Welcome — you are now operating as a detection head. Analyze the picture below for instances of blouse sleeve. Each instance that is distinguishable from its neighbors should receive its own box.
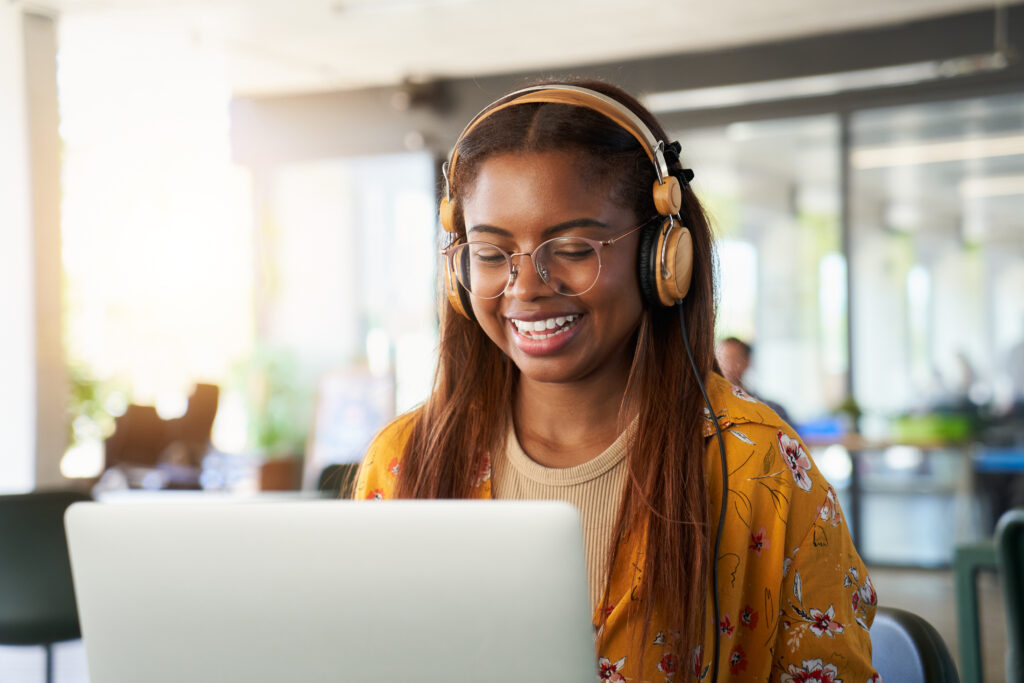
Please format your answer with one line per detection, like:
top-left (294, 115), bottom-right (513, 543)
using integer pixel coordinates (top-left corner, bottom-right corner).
top-left (771, 485), bottom-right (880, 682)
top-left (351, 413), bottom-right (417, 500)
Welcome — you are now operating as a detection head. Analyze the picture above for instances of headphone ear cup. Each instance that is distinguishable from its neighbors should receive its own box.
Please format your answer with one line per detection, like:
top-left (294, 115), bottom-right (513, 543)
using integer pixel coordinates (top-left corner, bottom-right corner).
top-left (637, 223), bottom-right (660, 308)
top-left (439, 197), bottom-right (457, 234)
top-left (455, 283), bottom-right (475, 321)
top-left (654, 220), bottom-right (694, 306)
top-left (652, 176), bottom-right (682, 216)
top-left (443, 247), bottom-right (476, 321)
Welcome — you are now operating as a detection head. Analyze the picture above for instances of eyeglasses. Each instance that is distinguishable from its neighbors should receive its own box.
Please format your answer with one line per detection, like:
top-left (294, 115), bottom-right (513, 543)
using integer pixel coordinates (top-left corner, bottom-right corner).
top-left (442, 219), bottom-right (652, 299)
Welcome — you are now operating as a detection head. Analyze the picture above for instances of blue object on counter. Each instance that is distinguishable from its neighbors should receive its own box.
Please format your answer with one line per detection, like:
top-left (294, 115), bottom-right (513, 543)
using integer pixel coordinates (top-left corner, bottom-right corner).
top-left (974, 448), bottom-right (1024, 473)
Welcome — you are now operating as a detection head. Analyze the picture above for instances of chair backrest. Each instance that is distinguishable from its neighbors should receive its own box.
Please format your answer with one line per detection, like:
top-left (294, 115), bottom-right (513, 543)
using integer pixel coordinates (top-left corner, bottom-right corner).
top-left (0, 489), bottom-right (92, 645)
top-left (318, 462), bottom-right (360, 498)
top-left (870, 606), bottom-right (960, 683)
top-left (997, 508), bottom-right (1024, 683)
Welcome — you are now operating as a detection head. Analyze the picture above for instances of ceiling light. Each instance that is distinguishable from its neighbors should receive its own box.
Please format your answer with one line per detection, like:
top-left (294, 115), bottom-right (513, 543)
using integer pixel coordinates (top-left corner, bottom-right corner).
top-left (852, 133), bottom-right (1024, 169)
top-left (331, 0), bottom-right (476, 16)
top-left (642, 53), bottom-right (1008, 114)
top-left (959, 174), bottom-right (1024, 198)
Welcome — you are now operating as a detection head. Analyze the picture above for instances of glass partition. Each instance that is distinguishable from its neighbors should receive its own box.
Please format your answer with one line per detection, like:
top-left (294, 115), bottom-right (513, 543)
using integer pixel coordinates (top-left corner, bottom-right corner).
top-left (677, 115), bottom-right (844, 424)
top-left (850, 93), bottom-right (1024, 425)
top-left (264, 152), bottom-right (438, 484)
top-left (849, 93), bottom-right (1024, 557)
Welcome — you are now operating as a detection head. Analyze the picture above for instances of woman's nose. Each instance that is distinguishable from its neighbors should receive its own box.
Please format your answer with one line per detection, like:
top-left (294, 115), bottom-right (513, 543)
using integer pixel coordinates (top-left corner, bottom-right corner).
top-left (506, 253), bottom-right (550, 300)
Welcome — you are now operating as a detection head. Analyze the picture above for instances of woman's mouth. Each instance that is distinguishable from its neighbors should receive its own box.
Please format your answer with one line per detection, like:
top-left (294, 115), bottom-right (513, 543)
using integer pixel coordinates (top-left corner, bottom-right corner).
top-left (509, 314), bottom-right (581, 340)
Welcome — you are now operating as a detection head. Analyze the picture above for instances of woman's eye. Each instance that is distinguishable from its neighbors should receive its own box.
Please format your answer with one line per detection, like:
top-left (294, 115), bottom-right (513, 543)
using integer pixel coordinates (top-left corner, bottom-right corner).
top-left (551, 245), bottom-right (596, 260)
top-left (470, 246), bottom-right (506, 264)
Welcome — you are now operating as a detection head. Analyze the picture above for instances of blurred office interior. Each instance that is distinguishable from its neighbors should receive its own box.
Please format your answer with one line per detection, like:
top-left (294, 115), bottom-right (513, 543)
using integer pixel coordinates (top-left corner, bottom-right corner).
top-left (2, 0), bottom-right (1024, 680)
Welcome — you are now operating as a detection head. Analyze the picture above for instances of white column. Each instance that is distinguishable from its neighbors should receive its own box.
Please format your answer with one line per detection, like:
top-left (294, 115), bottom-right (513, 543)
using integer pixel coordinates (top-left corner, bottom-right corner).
top-left (0, 7), bottom-right (66, 492)
top-left (24, 11), bottom-right (66, 489)
top-left (0, 5), bottom-right (37, 493)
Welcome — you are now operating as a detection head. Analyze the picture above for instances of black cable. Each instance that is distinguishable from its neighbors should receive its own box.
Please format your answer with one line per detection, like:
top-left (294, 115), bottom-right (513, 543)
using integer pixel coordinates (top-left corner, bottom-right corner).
top-left (678, 303), bottom-right (728, 683)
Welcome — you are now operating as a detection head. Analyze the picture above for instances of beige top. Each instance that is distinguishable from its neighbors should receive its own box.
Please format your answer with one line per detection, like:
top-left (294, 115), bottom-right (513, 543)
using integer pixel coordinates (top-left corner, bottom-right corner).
top-left (492, 420), bottom-right (629, 612)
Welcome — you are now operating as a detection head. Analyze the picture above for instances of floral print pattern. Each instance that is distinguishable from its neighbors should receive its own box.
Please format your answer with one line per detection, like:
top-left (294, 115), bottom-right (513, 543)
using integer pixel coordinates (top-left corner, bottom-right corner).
top-left (740, 605), bottom-right (759, 630)
top-left (353, 373), bottom-right (878, 682)
top-left (657, 652), bottom-right (679, 676)
top-left (689, 645), bottom-right (708, 681)
top-left (780, 658), bottom-right (843, 683)
top-left (818, 488), bottom-right (841, 527)
top-left (750, 527), bottom-right (770, 555)
top-left (473, 454), bottom-right (492, 488)
top-left (778, 431), bottom-right (814, 491)
top-left (598, 656), bottom-right (626, 681)
top-left (729, 645), bottom-right (748, 674)
top-left (845, 568), bottom-right (878, 631)
top-left (731, 384), bottom-right (759, 402)
top-left (808, 606), bottom-right (845, 638)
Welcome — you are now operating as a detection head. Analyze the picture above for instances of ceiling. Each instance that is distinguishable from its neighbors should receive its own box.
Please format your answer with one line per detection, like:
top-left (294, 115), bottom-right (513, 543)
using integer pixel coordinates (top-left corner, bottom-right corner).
top-left (25, 0), bottom-right (1022, 97)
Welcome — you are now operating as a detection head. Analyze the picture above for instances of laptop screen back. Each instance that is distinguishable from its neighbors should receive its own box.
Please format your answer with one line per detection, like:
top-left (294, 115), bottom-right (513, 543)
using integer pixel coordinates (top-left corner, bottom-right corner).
top-left (65, 500), bottom-right (596, 683)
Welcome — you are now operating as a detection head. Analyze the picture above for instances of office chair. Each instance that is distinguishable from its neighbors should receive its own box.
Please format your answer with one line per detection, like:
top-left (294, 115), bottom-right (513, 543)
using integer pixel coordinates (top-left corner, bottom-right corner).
top-left (0, 489), bottom-right (92, 683)
top-left (998, 508), bottom-right (1024, 683)
top-left (318, 463), bottom-right (360, 498)
top-left (870, 606), bottom-right (959, 683)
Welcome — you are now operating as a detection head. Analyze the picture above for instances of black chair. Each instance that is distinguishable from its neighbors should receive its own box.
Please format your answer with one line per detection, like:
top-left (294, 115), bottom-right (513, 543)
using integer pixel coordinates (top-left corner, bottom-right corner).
top-left (997, 508), bottom-right (1024, 683)
top-left (318, 463), bottom-right (360, 498)
top-left (0, 490), bottom-right (92, 683)
top-left (870, 606), bottom-right (960, 683)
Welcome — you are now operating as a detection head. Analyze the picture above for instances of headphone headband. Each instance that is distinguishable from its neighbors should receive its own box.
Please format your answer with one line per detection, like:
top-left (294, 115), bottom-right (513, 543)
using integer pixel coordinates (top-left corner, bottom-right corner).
top-left (441, 84), bottom-right (681, 233)
top-left (447, 85), bottom-right (672, 186)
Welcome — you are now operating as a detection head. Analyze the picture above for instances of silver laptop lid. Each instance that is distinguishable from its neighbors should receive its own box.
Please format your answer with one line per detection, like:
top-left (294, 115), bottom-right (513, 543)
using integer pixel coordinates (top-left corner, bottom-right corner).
top-left (65, 500), bottom-right (596, 683)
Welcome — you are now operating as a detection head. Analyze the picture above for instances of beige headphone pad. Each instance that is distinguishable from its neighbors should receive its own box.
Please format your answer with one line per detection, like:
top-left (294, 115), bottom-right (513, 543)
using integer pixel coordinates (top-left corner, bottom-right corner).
top-left (656, 224), bottom-right (694, 305)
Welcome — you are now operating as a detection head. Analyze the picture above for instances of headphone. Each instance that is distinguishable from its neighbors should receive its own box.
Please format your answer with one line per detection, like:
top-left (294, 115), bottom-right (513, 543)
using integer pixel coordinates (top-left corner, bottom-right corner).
top-left (439, 84), bottom-right (695, 320)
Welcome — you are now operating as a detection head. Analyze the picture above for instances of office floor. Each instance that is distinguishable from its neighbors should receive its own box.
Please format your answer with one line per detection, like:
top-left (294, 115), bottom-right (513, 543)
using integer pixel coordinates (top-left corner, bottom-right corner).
top-left (0, 566), bottom-right (1007, 682)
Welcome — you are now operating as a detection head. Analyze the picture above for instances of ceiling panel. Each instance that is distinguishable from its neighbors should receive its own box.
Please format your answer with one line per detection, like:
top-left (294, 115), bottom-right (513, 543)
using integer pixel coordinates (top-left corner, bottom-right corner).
top-left (24, 0), bottom-right (1024, 96)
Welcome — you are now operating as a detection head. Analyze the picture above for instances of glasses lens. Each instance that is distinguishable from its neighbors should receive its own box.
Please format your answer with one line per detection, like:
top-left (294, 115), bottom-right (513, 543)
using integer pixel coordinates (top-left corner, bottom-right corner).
top-left (451, 242), bottom-right (511, 299)
top-left (533, 237), bottom-right (601, 295)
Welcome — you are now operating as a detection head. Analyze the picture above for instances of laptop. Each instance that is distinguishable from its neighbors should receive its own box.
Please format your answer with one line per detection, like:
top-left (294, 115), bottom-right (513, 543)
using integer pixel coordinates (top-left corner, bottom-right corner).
top-left (64, 500), bottom-right (596, 682)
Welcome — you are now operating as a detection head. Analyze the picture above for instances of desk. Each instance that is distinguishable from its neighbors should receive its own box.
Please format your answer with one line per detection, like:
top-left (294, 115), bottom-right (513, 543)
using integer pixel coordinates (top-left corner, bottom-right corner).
top-left (805, 437), bottom-right (974, 567)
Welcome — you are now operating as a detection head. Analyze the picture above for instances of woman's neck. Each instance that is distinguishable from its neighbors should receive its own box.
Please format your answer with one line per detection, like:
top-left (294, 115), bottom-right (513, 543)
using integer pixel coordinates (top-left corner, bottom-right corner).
top-left (512, 365), bottom-right (632, 469)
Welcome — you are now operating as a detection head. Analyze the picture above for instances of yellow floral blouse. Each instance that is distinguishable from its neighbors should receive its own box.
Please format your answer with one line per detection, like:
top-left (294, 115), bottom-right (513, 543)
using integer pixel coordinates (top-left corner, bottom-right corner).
top-left (353, 373), bottom-right (880, 682)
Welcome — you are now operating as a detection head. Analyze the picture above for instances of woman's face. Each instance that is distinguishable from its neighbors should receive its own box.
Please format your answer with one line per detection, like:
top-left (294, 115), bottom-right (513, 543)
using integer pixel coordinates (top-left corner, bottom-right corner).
top-left (460, 150), bottom-right (645, 386)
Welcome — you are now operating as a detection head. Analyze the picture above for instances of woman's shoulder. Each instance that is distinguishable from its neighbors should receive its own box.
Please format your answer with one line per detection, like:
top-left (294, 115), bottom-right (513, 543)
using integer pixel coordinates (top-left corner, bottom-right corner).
top-left (703, 372), bottom-right (791, 434)
top-left (704, 373), bottom-right (834, 532)
top-left (352, 408), bottom-right (422, 500)
top-left (370, 409), bottom-right (421, 454)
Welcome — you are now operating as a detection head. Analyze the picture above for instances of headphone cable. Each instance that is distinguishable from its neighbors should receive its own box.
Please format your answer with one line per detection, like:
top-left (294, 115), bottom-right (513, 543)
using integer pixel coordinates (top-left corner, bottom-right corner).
top-left (678, 303), bottom-right (728, 683)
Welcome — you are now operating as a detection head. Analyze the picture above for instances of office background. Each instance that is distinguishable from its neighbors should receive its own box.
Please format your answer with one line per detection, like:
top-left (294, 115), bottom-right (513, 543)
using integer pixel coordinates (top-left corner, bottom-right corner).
top-left (2, 0), bottom-right (1023, 680)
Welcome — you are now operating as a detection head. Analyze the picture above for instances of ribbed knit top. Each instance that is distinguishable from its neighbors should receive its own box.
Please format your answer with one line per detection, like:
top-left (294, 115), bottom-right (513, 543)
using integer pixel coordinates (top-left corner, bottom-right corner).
top-left (492, 420), bottom-right (629, 612)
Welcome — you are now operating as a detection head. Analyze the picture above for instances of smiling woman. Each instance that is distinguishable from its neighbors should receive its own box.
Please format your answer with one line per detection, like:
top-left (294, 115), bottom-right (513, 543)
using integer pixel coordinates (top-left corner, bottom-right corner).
top-left (354, 80), bottom-right (880, 682)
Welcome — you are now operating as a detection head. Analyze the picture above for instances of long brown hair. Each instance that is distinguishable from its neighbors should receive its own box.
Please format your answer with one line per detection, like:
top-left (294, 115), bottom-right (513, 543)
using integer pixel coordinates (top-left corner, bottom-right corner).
top-left (395, 79), bottom-right (718, 662)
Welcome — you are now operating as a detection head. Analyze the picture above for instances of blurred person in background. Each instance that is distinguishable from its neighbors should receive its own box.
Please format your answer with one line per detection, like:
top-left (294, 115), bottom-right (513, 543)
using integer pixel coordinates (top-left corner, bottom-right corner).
top-left (716, 336), bottom-right (793, 427)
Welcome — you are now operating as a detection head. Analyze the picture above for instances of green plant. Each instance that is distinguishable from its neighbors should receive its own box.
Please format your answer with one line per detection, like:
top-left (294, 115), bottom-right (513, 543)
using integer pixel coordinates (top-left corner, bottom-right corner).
top-left (231, 346), bottom-right (313, 459)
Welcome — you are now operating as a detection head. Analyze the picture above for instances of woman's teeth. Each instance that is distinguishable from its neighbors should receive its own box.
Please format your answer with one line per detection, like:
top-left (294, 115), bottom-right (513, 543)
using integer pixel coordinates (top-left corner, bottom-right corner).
top-left (511, 314), bottom-right (580, 339)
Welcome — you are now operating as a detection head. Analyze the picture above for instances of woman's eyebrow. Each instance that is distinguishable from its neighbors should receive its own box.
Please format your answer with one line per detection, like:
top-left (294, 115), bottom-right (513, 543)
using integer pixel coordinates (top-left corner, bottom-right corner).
top-left (467, 218), bottom-right (610, 239)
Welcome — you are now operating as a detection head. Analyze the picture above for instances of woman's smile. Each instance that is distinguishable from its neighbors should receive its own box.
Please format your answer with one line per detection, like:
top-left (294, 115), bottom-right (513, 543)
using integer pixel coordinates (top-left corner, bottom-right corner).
top-left (507, 313), bottom-right (583, 354)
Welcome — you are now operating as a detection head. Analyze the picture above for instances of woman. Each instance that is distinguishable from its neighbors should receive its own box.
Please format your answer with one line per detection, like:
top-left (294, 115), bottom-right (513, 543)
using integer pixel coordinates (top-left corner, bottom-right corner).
top-left (354, 80), bottom-right (878, 682)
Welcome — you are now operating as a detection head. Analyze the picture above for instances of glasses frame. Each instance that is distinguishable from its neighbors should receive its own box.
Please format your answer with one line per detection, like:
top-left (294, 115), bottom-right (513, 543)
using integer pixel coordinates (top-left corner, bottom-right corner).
top-left (441, 217), bottom-right (656, 299)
